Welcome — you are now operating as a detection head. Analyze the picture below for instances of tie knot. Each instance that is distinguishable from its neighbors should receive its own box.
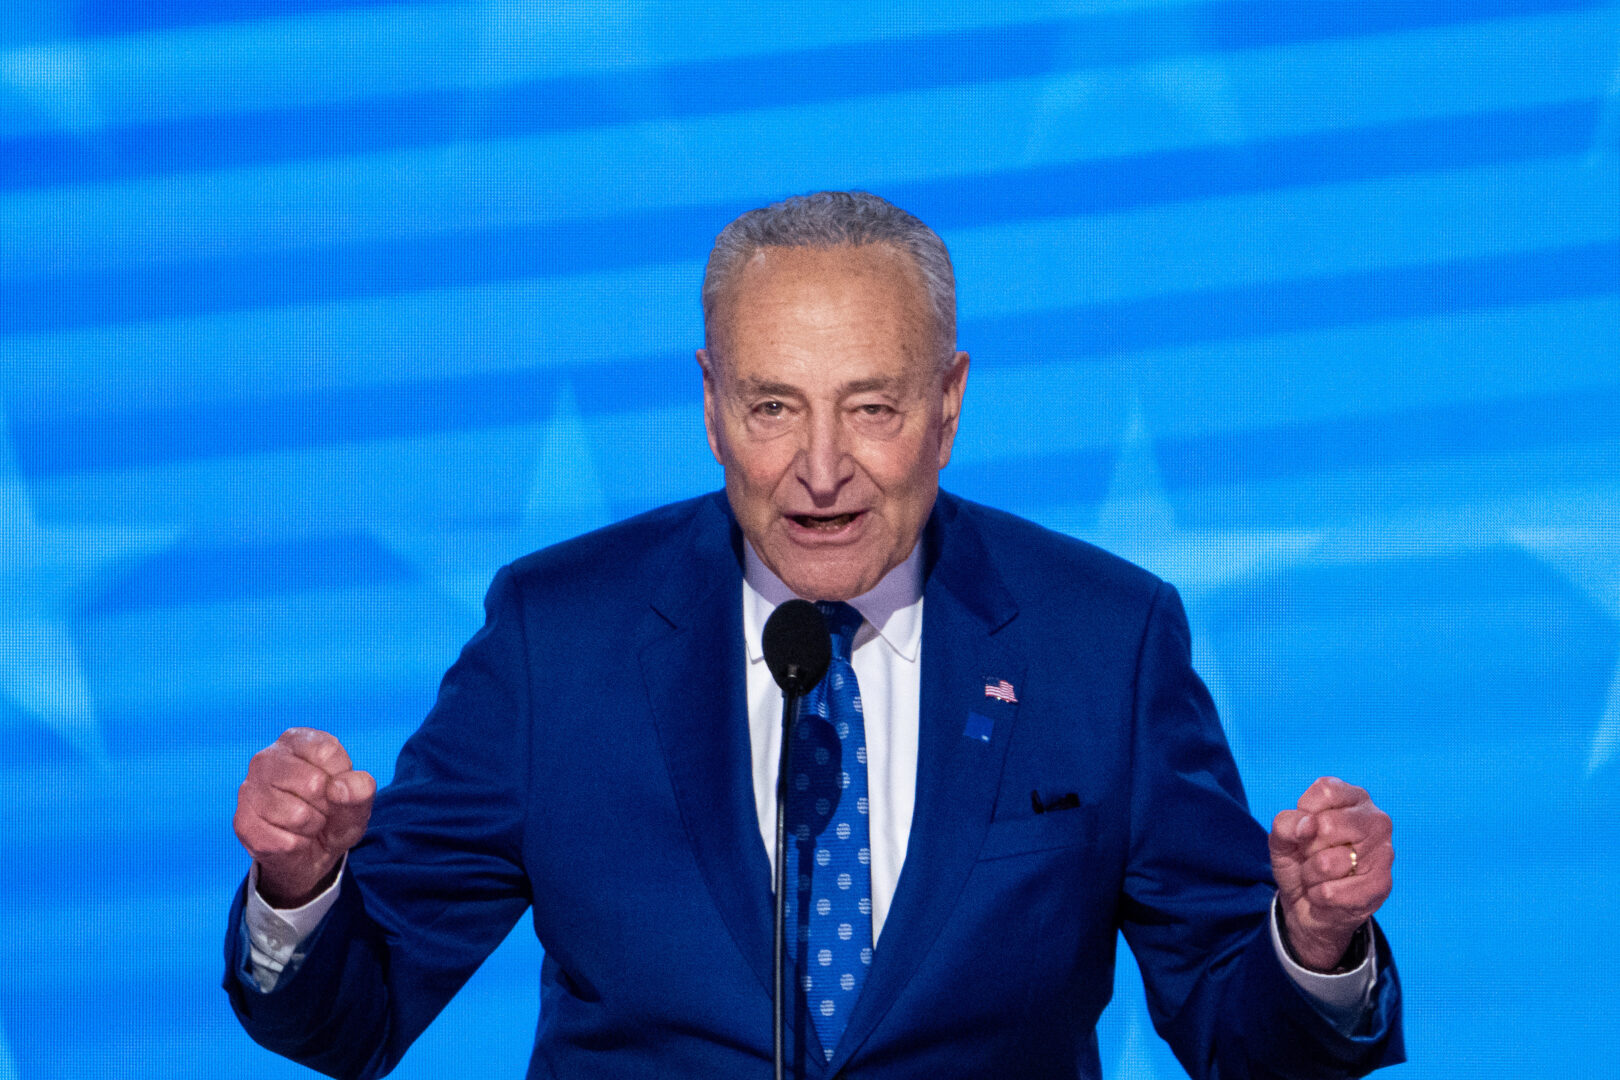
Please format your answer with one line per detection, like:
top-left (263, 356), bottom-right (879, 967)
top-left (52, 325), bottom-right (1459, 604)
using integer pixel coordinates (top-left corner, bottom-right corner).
top-left (815, 601), bottom-right (862, 661)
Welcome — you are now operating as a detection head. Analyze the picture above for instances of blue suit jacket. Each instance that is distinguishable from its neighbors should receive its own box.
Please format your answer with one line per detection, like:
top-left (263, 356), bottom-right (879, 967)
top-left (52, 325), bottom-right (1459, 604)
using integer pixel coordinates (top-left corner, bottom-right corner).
top-left (225, 491), bottom-right (1403, 1078)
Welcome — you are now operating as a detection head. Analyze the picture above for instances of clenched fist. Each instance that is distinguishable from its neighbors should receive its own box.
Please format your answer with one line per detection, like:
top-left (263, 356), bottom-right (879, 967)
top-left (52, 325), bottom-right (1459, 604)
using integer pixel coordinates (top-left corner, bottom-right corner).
top-left (1269, 776), bottom-right (1393, 972)
top-left (233, 727), bottom-right (376, 909)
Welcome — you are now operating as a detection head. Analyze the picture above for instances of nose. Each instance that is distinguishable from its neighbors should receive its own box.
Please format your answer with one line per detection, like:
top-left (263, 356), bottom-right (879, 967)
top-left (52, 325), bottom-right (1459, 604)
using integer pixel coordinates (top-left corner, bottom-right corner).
top-left (798, 409), bottom-right (852, 504)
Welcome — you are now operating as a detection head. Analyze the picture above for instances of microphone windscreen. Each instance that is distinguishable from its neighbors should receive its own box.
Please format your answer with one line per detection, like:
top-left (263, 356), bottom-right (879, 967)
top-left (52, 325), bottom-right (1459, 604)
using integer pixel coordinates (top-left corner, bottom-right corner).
top-left (762, 599), bottom-right (831, 697)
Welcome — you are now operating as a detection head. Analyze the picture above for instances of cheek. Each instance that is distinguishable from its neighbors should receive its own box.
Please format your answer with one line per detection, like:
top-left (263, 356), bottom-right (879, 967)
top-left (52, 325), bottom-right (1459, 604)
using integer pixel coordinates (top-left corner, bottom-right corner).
top-left (864, 430), bottom-right (939, 489)
top-left (860, 436), bottom-right (942, 527)
top-left (726, 437), bottom-right (797, 495)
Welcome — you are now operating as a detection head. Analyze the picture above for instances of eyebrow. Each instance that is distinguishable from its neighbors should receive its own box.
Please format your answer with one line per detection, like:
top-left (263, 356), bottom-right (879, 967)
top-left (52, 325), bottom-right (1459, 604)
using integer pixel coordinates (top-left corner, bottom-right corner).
top-left (734, 377), bottom-right (800, 398)
top-left (733, 375), bottom-right (903, 397)
top-left (841, 377), bottom-right (901, 394)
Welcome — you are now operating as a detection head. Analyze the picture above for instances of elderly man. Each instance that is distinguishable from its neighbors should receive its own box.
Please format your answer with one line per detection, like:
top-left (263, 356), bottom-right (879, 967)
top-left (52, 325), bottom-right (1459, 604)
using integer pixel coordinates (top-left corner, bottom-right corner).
top-left (226, 192), bottom-right (1403, 1079)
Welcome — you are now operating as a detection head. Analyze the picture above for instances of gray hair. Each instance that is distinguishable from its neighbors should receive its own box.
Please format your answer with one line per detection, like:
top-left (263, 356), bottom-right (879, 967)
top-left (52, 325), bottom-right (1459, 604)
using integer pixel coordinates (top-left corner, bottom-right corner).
top-left (701, 191), bottom-right (957, 368)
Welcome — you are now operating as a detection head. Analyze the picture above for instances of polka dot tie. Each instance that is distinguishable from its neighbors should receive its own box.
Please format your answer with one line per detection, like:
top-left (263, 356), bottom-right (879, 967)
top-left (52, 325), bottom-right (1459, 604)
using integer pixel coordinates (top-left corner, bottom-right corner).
top-left (783, 600), bottom-right (873, 1061)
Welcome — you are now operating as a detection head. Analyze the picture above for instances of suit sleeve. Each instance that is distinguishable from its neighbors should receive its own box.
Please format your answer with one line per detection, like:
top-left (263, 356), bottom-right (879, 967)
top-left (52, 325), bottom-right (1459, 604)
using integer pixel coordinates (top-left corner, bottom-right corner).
top-left (1118, 582), bottom-right (1404, 1079)
top-left (223, 565), bottom-right (536, 1080)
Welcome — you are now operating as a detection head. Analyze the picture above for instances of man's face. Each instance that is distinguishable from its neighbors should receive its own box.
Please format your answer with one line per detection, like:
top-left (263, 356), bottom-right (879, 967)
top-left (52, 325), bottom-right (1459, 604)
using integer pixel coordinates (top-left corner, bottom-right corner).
top-left (700, 244), bottom-right (968, 601)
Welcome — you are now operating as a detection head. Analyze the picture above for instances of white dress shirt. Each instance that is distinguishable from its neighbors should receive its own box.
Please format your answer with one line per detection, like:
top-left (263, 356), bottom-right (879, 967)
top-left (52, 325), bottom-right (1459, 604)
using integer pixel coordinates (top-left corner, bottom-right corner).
top-left (742, 540), bottom-right (924, 943)
top-left (249, 540), bottom-right (1376, 1026)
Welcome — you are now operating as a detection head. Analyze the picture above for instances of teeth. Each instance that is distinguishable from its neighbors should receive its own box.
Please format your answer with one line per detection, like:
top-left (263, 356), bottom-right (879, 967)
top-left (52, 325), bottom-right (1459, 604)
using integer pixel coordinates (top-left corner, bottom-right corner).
top-left (796, 513), bottom-right (856, 529)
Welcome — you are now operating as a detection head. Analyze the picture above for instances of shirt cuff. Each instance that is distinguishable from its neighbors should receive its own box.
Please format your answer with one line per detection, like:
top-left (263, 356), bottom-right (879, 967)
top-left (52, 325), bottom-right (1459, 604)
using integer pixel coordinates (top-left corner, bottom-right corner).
top-left (1268, 894), bottom-right (1377, 1033)
top-left (242, 859), bottom-right (344, 992)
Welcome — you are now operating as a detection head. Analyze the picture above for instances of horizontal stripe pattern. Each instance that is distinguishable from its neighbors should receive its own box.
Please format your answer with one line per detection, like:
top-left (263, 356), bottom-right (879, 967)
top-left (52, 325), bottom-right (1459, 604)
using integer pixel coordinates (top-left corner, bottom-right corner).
top-left (3, 1), bottom-right (1603, 189)
top-left (1, 4), bottom-right (1617, 1080)
top-left (5, 9), bottom-right (1611, 279)
top-left (2, 100), bottom-right (1607, 336)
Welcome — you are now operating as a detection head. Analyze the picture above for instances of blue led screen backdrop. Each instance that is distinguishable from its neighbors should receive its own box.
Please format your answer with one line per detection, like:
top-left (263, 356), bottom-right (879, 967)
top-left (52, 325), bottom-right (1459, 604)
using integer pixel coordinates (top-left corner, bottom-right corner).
top-left (1, 1), bottom-right (1617, 1077)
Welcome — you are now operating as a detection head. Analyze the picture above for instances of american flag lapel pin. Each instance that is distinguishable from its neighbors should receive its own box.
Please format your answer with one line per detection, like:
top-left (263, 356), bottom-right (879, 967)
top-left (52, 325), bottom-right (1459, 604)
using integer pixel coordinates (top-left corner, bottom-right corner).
top-left (983, 679), bottom-right (1018, 704)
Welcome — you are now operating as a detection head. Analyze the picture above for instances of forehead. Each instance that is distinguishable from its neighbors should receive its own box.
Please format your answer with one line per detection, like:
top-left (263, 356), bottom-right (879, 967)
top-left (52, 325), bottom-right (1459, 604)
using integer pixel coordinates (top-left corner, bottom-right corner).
top-left (712, 244), bottom-right (938, 376)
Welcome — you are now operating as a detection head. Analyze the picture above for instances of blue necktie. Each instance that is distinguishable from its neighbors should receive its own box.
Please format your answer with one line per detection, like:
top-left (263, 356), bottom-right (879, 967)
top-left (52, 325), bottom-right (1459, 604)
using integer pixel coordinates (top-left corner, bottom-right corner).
top-left (784, 600), bottom-right (873, 1061)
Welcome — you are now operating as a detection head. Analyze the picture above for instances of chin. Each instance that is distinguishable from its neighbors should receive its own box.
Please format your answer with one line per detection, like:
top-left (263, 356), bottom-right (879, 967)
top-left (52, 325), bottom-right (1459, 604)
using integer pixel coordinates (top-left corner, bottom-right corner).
top-left (779, 563), bottom-right (879, 603)
top-left (756, 524), bottom-right (896, 600)
top-left (779, 575), bottom-right (851, 603)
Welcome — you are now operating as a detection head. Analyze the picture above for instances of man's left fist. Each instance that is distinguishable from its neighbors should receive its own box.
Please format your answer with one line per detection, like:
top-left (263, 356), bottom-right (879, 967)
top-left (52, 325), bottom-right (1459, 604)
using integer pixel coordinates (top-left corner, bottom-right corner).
top-left (1268, 776), bottom-right (1393, 972)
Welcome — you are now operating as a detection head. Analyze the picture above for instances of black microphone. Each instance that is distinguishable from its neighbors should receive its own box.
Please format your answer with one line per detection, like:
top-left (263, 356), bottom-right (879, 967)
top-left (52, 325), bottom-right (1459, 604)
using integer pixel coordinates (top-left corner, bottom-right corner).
top-left (760, 599), bottom-right (830, 1080)
top-left (763, 599), bottom-right (831, 697)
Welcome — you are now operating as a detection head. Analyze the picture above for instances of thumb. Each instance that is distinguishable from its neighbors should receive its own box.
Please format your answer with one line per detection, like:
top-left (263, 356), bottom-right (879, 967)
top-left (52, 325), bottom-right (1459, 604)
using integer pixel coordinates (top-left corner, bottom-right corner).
top-left (323, 770), bottom-right (376, 849)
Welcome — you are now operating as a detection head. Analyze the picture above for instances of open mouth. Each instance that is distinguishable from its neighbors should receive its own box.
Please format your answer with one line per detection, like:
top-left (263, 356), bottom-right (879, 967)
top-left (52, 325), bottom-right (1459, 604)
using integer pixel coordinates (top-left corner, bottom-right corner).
top-left (790, 512), bottom-right (861, 531)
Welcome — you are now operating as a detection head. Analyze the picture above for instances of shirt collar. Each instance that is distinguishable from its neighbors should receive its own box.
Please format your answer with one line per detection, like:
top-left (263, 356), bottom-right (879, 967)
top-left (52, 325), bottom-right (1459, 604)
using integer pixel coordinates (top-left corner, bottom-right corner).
top-left (742, 541), bottom-right (924, 665)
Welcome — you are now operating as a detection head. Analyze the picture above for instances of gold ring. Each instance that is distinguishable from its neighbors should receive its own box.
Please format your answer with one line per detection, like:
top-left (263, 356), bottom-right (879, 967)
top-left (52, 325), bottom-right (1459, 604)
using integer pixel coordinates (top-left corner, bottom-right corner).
top-left (1348, 848), bottom-right (1359, 875)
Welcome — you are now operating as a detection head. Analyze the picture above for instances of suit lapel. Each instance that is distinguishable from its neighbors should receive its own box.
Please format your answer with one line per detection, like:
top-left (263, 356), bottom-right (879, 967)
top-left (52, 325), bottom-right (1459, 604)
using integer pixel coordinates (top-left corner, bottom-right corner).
top-left (639, 496), bottom-right (780, 1002)
top-left (829, 495), bottom-right (1023, 1073)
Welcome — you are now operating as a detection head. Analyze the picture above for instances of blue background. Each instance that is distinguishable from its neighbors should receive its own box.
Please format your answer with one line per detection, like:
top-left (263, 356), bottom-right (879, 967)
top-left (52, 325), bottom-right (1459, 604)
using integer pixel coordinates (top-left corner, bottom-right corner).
top-left (2, 1), bottom-right (1617, 1076)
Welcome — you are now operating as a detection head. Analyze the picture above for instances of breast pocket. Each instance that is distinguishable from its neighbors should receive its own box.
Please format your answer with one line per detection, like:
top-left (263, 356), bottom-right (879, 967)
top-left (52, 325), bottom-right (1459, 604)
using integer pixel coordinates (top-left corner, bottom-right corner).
top-left (977, 803), bottom-right (1097, 861)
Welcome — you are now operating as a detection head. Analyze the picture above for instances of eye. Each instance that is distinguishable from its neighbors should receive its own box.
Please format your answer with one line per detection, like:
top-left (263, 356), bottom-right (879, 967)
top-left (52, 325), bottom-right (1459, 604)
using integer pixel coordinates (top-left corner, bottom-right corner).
top-left (857, 403), bottom-right (895, 417)
top-left (753, 400), bottom-right (785, 418)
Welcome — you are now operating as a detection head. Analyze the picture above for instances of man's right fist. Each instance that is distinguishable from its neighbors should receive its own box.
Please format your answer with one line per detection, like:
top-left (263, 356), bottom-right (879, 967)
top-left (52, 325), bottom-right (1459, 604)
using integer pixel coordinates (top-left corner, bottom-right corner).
top-left (233, 727), bottom-right (376, 909)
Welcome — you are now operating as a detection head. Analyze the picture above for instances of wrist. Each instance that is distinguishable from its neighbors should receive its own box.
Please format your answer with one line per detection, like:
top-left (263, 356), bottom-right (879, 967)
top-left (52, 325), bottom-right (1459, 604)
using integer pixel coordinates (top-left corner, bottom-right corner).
top-left (1275, 898), bottom-right (1370, 974)
top-left (255, 858), bottom-right (342, 910)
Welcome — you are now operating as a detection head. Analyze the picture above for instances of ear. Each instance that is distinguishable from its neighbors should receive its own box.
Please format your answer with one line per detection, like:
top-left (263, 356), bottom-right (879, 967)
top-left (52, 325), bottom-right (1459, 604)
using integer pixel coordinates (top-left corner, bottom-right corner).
top-left (697, 349), bottom-right (725, 465)
top-left (936, 351), bottom-right (969, 469)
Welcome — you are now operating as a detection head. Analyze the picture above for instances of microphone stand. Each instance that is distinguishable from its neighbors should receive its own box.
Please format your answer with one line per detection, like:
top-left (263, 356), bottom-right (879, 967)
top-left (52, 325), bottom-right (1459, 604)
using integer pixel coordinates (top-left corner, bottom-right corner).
top-left (760, 599), bottom-right (829, 1080)
top-left (774, 687), bottom-right (802, 1080)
